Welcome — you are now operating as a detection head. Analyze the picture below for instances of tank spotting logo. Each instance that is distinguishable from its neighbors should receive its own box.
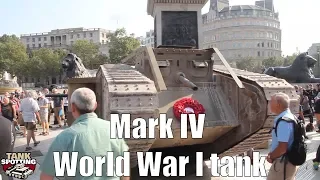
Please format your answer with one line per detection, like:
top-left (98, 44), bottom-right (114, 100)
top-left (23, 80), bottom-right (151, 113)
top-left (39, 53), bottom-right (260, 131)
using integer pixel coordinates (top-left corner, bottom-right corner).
top-left (1, 152), bottom-right (37, 179)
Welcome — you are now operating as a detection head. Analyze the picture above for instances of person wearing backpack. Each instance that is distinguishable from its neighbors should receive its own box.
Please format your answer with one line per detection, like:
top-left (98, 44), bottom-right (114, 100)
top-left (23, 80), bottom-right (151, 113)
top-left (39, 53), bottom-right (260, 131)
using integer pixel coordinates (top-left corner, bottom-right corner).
top-left (266, 92), bottom-right (307, 180)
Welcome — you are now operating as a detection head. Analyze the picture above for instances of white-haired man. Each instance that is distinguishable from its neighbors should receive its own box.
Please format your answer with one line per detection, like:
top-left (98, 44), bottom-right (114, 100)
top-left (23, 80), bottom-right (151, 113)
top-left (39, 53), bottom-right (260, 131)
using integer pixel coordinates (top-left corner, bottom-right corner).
top-left (267, 92), bottom-right (297, 180)
top-left (19, 90), bottom-right (40, 151)
top-left (40, 87), bottom-right (130, 180)
top-left (38, 92), bottom-right (50, 135)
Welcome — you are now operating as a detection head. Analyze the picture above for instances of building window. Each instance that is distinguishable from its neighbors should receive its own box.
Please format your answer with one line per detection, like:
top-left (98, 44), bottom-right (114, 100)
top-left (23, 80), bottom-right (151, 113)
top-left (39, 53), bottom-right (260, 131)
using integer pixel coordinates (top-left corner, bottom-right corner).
top-left (102, 40), bottom-right (104, 44)
top-left (102, 33), bottom-right (104, 38)
top-left (38, 37), bottom-right (41, 41)
top-left (38, 44), bottom-right (41, 48)
top-left (27, 38), bottom-right (29, 42)
top-left (258, 51), bottom-right (260, 56)
top-left (77, 34), bottom-right (80, 38)
top-left (44, 43), bottom-right (47, 47)
top-left (44, 37), bottom-right (47, 41)
top-left (90, 33), bottom-right (93, 37)
top-left (32, 38), bottom-right (35, 42)
top-left (27, 44), bottom-right (30, 48)
top-left (262, 42), bottom-right (264, 47)
top-left (83, 33), bottom-right (86, 38)
top-left (71, 35), bottom-right (73, 39)
top-left (257, 43), bottom-right (260, 47)
top-left (32, 44), bottom-right (35, 48)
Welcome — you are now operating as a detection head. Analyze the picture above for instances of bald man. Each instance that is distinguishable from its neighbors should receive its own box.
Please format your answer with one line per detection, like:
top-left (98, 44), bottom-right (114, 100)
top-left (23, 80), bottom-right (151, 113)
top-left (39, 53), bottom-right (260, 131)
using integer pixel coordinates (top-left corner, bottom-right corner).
top-left (40, 88), bottom-right (129, 180)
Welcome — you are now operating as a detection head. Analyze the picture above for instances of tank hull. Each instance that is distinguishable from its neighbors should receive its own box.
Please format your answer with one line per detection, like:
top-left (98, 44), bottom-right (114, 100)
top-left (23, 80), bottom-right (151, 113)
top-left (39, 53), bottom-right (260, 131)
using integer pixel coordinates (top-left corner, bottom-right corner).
top-left (65, 46), bottom-right (299, 168)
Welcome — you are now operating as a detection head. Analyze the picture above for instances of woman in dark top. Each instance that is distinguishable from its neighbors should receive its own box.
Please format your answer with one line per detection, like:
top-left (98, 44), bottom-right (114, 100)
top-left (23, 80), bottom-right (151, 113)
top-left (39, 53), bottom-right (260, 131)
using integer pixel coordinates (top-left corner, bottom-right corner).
top-left (1, 97), bottom-right (16, 122)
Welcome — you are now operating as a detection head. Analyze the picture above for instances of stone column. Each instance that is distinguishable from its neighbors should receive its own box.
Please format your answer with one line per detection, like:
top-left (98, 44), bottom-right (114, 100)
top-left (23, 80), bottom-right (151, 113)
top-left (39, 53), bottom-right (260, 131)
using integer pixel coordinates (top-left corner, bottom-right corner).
top-left (147, 0), bottom-right (207, 48)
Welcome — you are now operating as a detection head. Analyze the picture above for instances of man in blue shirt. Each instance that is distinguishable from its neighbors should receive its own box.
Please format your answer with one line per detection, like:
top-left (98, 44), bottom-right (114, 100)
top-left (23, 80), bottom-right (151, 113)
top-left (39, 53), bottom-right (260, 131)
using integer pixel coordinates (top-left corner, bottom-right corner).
top-left (267, 92), bottom-right (298, 180)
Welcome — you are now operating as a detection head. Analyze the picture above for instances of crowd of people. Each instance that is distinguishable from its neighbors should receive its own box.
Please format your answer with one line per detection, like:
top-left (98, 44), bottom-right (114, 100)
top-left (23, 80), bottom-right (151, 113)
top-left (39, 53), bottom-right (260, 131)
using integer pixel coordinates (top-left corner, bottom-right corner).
top-left (0, 88), bottom-right (68, 151)
top-left (295, 84), bottom-right (320, 133)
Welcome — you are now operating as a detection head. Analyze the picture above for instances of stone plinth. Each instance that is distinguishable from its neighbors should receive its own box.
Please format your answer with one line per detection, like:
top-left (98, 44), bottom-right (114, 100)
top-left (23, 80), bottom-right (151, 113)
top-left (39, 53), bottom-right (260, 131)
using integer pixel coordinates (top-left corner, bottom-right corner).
top-left (147, 0), bottom-right (208, 48)
top-left (66, 77), bottom-right (96, 125)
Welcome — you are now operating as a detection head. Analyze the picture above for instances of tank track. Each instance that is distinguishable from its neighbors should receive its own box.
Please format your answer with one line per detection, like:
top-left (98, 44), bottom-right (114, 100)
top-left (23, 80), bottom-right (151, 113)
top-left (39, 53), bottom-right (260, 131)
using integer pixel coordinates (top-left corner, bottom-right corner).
top-left (212, 65), bottom-right (299, 157)
top-left (100, 64), bottom-right (159, 167)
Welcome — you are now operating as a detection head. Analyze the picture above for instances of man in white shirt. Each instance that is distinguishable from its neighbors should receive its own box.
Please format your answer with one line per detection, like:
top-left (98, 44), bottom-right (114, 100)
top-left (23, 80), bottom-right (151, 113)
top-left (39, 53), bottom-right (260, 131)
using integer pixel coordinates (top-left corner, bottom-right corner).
top-left (19, 90), bottom-right (41, 151)
top-left (38, 92), bottom-right (50, 135)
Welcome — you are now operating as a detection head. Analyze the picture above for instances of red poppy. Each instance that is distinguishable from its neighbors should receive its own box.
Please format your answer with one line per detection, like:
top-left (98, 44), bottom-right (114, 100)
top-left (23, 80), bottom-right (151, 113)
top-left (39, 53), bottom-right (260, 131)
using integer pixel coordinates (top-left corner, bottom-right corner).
top-left (173, 97), bottom-right (205, 120)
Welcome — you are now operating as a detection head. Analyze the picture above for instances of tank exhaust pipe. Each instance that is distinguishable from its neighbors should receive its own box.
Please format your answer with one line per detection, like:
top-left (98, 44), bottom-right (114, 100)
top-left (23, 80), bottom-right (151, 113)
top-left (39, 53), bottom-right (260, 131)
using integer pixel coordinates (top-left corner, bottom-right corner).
top-left (176, 72), bottom-right (198, 91)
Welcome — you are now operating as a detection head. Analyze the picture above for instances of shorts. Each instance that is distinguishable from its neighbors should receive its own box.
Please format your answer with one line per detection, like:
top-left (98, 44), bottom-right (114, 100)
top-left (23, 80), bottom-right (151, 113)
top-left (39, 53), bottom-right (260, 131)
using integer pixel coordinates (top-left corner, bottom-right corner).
top-left (24, 122), bottom-right (36, 131)
top-left (40, 113), bottom-right (49, 122)
top-left (54, 107), bottom-right (61, 116)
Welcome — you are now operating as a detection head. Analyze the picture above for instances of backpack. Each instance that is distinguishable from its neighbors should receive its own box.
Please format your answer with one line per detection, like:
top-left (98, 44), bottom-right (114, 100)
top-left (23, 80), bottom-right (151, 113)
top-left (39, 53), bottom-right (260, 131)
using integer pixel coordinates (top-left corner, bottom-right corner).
top-left (274, 116), bottom-right (307, 166)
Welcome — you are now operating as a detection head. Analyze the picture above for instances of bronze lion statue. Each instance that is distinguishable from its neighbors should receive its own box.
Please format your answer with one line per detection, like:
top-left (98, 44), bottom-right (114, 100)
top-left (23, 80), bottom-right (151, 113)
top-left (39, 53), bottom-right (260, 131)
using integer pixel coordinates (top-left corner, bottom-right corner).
top-left (61, 53), bottom-right (97, 80)
top-left (263, 52), bottom-right (320, 83)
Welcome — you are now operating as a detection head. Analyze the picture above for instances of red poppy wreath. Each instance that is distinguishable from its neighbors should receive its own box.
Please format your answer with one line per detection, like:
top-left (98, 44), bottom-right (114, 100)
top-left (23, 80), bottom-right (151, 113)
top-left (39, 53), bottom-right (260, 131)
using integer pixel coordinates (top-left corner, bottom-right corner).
top-left (173, 97), bottom-right (205, 120)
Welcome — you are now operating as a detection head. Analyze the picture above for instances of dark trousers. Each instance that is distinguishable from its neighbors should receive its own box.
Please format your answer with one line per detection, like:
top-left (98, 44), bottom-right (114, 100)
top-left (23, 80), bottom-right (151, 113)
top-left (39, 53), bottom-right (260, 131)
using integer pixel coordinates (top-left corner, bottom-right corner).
top-left (64, 106), bottom-right (68, 119)
top-left (304, 109), bottom-right (314, 123)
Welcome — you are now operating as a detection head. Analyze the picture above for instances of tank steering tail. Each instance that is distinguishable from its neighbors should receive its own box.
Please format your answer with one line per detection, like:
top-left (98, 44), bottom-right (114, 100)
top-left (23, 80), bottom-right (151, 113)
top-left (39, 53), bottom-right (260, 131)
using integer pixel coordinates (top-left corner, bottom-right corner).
top-left (176, 72), bottom-right (198, 91)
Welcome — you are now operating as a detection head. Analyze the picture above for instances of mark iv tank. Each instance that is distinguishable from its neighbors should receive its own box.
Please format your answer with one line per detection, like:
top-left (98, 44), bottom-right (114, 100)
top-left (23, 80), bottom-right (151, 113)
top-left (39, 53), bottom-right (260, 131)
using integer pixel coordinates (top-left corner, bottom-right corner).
top-left (63, 46), bottom-right (299, 168)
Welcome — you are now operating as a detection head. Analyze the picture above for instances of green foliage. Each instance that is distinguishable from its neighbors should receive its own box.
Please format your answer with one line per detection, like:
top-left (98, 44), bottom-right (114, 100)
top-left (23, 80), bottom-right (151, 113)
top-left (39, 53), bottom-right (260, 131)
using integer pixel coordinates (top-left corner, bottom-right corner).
top-left (0, 28), bottom-right (140, 80)
top-left (235, 54), bottom-right (301, 73)
top-left (262, 57), bottom-right (284, 68)
top-left (0, 35), bottom-right (28, 76)
top-left (70, 40), bottom-right (100, 69)
top-left (26, 48), bottom-right (67, 77)
top-left (236, 57), bottom-right (258, 72)
top-left (107, 28), bottom-right (140, 63)
top-left (283, 53), bottom-right (298, 66)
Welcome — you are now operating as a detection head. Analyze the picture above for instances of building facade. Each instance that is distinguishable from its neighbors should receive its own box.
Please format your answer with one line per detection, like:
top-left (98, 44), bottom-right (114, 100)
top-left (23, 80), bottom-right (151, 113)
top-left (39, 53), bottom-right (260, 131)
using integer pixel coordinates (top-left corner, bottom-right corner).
top-left (20, 27), bottom-right (111, 54)
top-left (202, 0), bottom-right (281, 61)
top-left (308, 43), bottom-right (320, 57)
top-left (137, 30), bottom-right (155, 47)
top-left (19, 27), bottom-right (112, 86)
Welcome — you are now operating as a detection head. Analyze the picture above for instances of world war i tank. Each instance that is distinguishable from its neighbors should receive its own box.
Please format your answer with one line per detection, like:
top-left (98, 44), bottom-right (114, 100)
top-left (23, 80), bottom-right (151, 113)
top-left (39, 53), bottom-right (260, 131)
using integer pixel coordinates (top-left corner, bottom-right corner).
top-left (62, 45), bottom-right (299, 167)
top-left (61, 0), bottom-right (299, 168)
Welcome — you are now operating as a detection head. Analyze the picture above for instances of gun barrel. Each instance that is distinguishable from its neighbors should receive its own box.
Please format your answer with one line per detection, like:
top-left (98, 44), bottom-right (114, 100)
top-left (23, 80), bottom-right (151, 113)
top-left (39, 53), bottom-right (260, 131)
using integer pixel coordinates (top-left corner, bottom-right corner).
top-left (45, 94), bottom-right (68, 98)
top-left (178, 75), bottom-right (198, 91)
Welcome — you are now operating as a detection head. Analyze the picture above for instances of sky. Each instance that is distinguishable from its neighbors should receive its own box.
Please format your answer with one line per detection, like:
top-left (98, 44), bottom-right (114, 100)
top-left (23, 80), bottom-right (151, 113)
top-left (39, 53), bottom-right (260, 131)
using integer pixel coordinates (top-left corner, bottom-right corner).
top-left (0, 0), bottom-right (319, 56)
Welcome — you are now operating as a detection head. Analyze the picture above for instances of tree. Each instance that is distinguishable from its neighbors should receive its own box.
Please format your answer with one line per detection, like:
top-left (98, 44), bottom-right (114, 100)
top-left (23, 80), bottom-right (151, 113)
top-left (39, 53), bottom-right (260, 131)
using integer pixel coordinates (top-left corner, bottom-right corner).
top-left (236, 57), bottom-right (257, 71)
top-left (283, 54), bottom-right (298, 66)
top-left (25, 48), bottom-right (66, 78)
top-left (70, 40), bottom-right (100, 69)
top-left (107, 28), bottom-right (140, 63)
top-left (0, 35), bottom-right (28, 76)
top-left (262, 57), bottom-right (284, 68)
